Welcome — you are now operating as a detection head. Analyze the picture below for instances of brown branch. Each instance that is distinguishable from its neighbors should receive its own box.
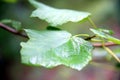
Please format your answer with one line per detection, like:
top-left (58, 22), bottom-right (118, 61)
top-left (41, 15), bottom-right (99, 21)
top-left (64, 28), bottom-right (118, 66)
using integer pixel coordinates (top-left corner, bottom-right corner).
top-left (0, 22), bottom-right (117, 47)
top-left (0, 23), bottom-right (28, 38)
top-left (85, 35), bottom-right (117, 47)
top-left (92, 42), bottom-right (117, 47)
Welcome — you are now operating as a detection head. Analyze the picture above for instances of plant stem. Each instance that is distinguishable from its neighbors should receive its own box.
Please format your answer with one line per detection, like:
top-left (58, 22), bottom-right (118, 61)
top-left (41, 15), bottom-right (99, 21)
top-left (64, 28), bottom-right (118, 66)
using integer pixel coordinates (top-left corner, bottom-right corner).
top-left (102, 45), bottom-right (120, 63)
top-left (93, 42), bottom-right (116, 47)
top-left (0, 23), bottom-right (28, 38)
top-left (0, 23), bottom-right (117, 47)
top-left (74, 34), bottom-right (89, 37)
top-left (91, 39), bottom-right (102, 42)
top-left (88, 17), bottom-right (97, 28)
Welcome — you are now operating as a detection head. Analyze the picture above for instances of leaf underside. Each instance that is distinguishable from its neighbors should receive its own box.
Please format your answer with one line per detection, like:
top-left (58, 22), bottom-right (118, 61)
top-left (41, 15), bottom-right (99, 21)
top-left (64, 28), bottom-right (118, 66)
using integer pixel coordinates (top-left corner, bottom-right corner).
top-left (90, 28), bottom-right (120, 44)
top-left (20, 29), bottom-right (93, 70)
top-left (29, 0), bottom-right (91, 26)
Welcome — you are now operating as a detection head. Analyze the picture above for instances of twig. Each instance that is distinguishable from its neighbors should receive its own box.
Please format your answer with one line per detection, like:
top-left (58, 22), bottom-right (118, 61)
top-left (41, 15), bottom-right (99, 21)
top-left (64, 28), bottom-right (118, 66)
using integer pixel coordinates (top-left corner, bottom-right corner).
top-left (0, 23), bottom-right (117, 47)
top-left (85, 35), bottom-right (117, 47)
top-left (102, 44), bottom-right (120, 63)
top-left (92, 42), bottom-right (116, 47)
top-left (0, 23), bottom-right (28, 38)
top-left (88, 18), bottom-right (97, 28)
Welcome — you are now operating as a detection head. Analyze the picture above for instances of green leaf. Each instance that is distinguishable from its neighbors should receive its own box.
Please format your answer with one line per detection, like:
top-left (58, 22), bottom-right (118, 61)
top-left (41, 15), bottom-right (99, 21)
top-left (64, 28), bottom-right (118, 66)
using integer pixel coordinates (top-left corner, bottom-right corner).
top-left (90, 28), bottom-right (120, 44)
top-left (98, 28), bottom-right (114, 35)
top-left (29, 0), bottom-right (91, 26)
top-left (20, 29), bottom-right (93, 70)
top-left (0, 19), bottom-right (22, 30)
top-left (12, 21), bottom-right (22, 30)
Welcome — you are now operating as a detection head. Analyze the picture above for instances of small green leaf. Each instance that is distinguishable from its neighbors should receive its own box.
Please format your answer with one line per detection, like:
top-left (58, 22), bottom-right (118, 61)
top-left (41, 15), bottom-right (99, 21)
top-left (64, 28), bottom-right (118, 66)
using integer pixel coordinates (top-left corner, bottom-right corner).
top-left (29, 0), bottom-right (91, 26)
top-left (90, 28), bottom-right (120, 44)
top-left (0, 19), bottom-right (22, 30)
top-left (12, 21), bottom-right (22, 30)
top-left (98, 28), bottom-right (114, 35)
top-left (20, 29), bottom-right (93, 70)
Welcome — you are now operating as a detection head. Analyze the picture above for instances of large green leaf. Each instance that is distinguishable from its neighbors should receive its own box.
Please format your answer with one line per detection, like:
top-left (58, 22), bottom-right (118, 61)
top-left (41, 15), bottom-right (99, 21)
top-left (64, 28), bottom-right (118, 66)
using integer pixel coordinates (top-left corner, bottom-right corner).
top-left (90, 28), bottom-right (120, 44)
top-left (29, 0), bottom-right (91, 26)
top-left (20, 29), bottom-right (93, 70)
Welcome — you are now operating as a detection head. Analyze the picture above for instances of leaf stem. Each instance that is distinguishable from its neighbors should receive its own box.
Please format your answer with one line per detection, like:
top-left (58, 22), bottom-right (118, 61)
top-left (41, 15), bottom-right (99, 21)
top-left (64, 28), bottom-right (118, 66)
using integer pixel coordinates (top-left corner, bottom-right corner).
top-left (88, 17), bottom-right (97, 28)
top-left (91, 39), bottom-right (102, 42)
top-left (102, 44), bottom-right (120, 63)
top-left (74, 34), bottom-right (89, 37)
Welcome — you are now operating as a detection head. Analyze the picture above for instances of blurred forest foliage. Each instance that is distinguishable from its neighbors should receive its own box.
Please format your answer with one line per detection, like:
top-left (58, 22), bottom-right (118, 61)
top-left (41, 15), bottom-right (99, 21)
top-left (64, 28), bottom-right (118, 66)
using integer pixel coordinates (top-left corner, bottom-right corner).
top-left (0, 0), bottom-right (120, 80)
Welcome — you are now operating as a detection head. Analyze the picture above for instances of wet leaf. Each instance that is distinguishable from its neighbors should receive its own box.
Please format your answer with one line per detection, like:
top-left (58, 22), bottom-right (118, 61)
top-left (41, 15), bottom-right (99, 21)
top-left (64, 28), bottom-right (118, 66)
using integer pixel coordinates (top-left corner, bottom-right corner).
top-left (20, 29), bottom-right (93, 70)
top-left (29, 0), bottom-right (90, 26)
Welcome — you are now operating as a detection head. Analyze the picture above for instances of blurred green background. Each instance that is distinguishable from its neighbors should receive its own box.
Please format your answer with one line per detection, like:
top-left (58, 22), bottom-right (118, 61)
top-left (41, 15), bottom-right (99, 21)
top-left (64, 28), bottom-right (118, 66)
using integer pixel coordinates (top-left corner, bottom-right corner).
top-left (0, 0), bottom-right (120, 80)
